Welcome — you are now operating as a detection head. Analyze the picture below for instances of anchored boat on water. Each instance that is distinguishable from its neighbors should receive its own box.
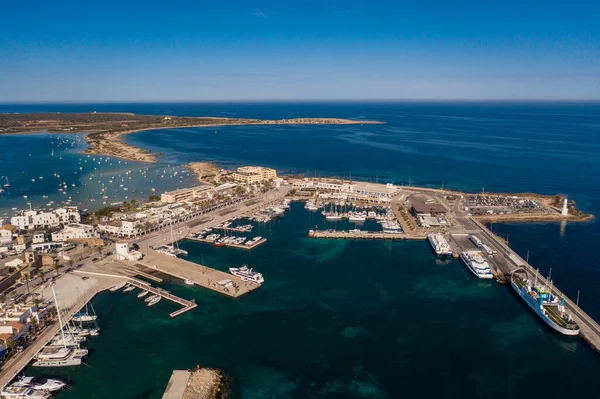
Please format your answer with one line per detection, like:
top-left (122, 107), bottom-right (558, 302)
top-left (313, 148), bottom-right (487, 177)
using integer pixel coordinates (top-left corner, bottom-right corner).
top-left (511, 269), bottom-right (579, 336)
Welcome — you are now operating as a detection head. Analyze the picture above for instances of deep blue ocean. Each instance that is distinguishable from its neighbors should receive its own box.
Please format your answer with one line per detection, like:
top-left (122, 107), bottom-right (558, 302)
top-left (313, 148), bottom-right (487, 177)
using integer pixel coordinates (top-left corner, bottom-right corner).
top-left (2, 102), bottom-right (600, 397)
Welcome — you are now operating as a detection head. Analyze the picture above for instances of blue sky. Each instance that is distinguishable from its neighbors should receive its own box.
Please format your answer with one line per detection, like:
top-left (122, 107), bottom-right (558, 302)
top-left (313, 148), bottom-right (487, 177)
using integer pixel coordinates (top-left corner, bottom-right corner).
top-left (1, 0), bottom-right (599, 102)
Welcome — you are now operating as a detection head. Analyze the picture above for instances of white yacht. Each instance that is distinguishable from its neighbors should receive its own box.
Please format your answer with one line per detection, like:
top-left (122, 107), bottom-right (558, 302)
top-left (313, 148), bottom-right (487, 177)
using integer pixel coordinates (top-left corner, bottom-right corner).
top-left (72, 312), bottom-right (97, 323)
top-left (427, 233), bottom-right (453, 257)
top-left (184, 279), bottom-right (194, 285)
top-left (137, 290), bottom-right (149, 298)
top-left (32, 345), bottom-right (88, 368)
top-left (147, 295), bottom-right (161, 306)
top-left (32, 288), bottom-right (88, 367)
top-left (11, 376), bottom-right (66, 392)
top-left (229, 265), bottom-right (264, 284)
top-left (155, 244), bottom-right (188, 257)
top-left (109, 282), bottom-right (127, 292)
top-left (123, 285), bottom-right (135, 293)
top-left (348, 212), bottom-right (366, 222)
top-left (460, 251), bottom-right (493, 279)
top-left (50, 332), bottom-right (85, 347)
top-left (0, 386), bottom-right (51, 398)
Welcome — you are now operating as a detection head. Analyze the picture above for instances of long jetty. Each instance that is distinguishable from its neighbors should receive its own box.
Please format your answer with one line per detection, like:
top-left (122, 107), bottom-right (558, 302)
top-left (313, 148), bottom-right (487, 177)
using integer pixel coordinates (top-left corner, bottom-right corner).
top-left (136, 252), bottom-right (261, 298)
top-left (127, 278), bottom-right (197, 318)
top-left (311, 230), bottom-right (426, 240)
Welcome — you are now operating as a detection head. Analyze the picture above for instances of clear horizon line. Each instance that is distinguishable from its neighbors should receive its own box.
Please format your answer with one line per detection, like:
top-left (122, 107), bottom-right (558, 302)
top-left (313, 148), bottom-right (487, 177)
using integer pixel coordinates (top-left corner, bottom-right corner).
top-left (1, 98), bottom-right (600, 105)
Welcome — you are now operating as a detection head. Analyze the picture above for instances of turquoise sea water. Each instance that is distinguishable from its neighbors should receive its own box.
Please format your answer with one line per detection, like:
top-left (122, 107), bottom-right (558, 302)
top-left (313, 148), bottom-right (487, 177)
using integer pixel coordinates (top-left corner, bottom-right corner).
top-left (1, 102), bottom-right (599, 397)
top-left (0, 134), bottom-right (196, 216)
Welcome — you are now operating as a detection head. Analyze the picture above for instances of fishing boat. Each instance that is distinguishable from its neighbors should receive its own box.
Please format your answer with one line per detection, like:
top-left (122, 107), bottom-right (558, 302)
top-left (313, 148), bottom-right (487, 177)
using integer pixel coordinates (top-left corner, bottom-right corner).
top-left (510, 269), bottom-right (579, 336)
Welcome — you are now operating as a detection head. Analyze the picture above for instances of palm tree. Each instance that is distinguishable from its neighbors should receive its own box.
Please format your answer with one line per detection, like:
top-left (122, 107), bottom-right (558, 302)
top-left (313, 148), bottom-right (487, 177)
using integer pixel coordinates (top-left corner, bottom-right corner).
top-left (68, 258), bottom-right (75, 269)
top-left (22, 271), bottom-right (31, 295)
top-left (53, 261), bottom-right (62, 277)
top-left (96, 245), bottom-right (104, 259)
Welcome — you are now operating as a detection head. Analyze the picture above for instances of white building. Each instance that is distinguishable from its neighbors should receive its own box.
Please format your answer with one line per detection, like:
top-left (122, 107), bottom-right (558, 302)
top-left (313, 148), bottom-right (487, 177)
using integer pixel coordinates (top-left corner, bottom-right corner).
top-left (32, 232), bottom-right (46, 244)
top-left (51, 223), bottom-right (99, 242)
top-left (97, 219), bottom-right (139, 237)
top-left (0, 228), bottom-right (12, 246)
top-left (10, 207), bottom-right (80, 230)
top-left (115, 242), bottom-right (143, 261)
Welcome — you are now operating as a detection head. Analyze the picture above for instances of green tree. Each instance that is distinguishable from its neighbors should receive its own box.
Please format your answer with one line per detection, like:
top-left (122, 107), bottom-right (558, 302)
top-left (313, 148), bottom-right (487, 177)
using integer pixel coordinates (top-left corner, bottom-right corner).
top-left (96, 245), bottom-right (105, 259)
top-left (148, 194), bottom-right (160, 202)
top-left (22, 272), bottom-right (31, 295)
top-left (53, 261), bottom-right (62, 277)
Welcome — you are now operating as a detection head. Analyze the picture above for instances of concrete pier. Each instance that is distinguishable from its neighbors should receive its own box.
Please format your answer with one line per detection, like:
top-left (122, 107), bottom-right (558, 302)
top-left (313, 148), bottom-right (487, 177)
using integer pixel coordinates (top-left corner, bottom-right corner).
top-left (162, 368), bottom-right (224, 399)
top-left (136, 252), bottom-right (261, 298)
top-left (311, 230), bottom-right (426, 240)
top-left (162, 371), bottom-right (191, 399)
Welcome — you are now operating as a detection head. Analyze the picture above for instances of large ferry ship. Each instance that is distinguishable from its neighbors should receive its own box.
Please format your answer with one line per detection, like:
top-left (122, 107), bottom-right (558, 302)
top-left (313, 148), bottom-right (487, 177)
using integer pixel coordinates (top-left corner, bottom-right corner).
top-left (510, 270), bottom-right (579, 336)
top-left (459, 250), bottom-right (493, 279)
top-left (427, 233), bottom-right (452, 256)
top-left (229, 265), bottom-right (264, 284)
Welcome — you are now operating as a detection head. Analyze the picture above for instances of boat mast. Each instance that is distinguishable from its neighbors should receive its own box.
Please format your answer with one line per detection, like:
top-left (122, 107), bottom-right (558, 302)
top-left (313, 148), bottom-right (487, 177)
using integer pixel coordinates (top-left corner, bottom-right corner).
top-left (52, 287), bottom-right (68, 351)
top-left (170, 221), bottom-right (175, 249)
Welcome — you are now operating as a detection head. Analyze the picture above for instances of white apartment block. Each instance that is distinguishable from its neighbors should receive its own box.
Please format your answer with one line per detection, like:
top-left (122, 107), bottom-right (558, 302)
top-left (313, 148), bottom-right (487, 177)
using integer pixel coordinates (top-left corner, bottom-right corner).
top-left (51, 223), bottom-right (99, 242)
top-left (161, 185), bottom-right (213, 203)
top-left (10, 207), bottom-right (80, 230)
top-left (97, 219), bottom-right (139, 237)
top-left (232, 166), bottom-right (277, 184)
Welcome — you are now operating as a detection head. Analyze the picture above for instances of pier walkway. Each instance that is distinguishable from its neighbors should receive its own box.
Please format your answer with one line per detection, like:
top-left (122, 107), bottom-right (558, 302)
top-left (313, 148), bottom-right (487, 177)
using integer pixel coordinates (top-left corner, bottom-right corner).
top-left (311, 230), bottom-right (426, 240)
top-left (127, 278), bottom-right (197, 318)
top-left (135, 252), bottom-right (261, 298)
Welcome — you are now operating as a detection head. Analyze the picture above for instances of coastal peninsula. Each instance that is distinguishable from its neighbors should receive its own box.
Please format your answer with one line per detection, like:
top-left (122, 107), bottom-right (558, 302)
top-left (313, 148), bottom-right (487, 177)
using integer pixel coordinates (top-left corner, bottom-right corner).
top-left (0, 112), bottom-right (383, 162)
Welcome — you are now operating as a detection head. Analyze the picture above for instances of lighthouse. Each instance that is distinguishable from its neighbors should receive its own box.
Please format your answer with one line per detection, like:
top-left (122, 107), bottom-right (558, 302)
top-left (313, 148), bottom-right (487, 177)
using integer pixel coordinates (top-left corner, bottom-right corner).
top-left (561, 198), bottom-right (568, 216)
